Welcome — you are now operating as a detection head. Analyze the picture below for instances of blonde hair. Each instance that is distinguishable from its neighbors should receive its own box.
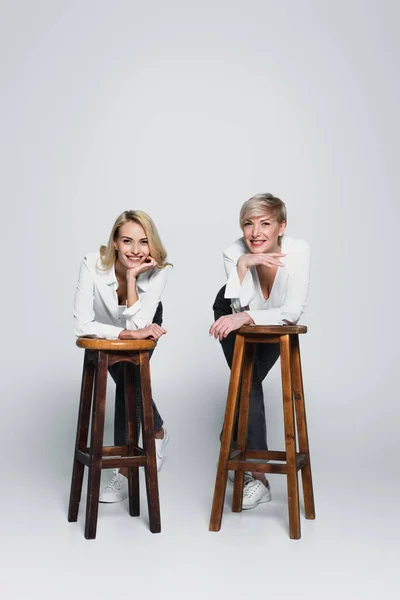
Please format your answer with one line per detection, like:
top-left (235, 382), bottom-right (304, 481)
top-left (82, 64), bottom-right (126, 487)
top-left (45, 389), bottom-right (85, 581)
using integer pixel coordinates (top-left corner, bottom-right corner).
top-left (99, 210), bottom-right (171, 270)
top-left (240, 193), bottom-right (287, 228)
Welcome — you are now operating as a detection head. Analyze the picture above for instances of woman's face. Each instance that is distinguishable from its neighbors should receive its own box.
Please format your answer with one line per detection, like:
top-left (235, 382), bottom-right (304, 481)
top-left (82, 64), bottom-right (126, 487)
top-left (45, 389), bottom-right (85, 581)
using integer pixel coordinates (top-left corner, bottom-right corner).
top-left (242, 212), bottom-right (286, 254)
top-left (114, 221), bottom-right (151, 268)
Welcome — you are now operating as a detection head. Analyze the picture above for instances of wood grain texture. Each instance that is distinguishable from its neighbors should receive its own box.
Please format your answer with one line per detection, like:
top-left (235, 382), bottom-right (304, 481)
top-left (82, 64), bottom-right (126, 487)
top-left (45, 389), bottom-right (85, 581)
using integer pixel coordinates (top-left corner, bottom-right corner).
top-left (68, 351), bottom-right (95, 522)
top-left (210, 334), bottom-right (245, 531)
top-left (280, 335), bottom-right (301, 540)
top-left (139, 352), bottom-right (161, 533)
top-left (85, 351), bottom-right (108, 540)
top-left (244, 335), bottom-right (282, 344)
top-left (228, 453), bottom-right (307, 475)
top-left (232, 342), bottom-right (255, 512)
top-left (100, 456), bottom-right (147, 469)
top-left (239, 325), bottom-right (307, 335)
top-left (107, 352), bottom-right (139, 367)
top-left (125, 363), bottom-right (140, 517)
top-left (290, 335), bottom-right (316, 520)
top-left (76, 338), bottom-right (156, 351)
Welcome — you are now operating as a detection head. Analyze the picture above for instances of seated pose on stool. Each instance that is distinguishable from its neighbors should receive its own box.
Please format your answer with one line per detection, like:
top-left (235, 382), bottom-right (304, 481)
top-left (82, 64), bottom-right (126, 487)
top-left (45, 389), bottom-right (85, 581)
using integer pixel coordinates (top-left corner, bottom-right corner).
top-left (73, 210), bottom-right (171, 503)
top-left (209, 194), bottom-right (310, 510)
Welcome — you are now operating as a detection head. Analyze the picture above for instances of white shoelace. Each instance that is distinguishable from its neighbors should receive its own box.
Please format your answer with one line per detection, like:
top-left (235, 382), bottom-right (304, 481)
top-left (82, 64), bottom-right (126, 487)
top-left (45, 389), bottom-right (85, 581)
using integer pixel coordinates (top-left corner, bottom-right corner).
top-left (106, 469), bottom-right (121, 491)
top-left (243, 480), bottom-right (262, 499)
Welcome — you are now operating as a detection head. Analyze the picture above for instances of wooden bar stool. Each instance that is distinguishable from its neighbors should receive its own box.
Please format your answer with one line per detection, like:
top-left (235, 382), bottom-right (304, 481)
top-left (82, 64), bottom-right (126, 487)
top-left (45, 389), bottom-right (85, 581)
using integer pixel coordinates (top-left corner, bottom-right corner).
top-left (68, 338), bottom-right (161, 540)
top-left (209, 325), bottom-right (315, 539)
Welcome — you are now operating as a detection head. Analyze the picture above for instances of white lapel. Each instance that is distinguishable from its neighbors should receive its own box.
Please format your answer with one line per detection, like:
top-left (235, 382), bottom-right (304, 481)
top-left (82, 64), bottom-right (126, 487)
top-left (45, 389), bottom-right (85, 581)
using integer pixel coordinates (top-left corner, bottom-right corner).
top-left (268, 264), bottom-right (288, 305)
top-left (96, 263), bottom-right (119, 319)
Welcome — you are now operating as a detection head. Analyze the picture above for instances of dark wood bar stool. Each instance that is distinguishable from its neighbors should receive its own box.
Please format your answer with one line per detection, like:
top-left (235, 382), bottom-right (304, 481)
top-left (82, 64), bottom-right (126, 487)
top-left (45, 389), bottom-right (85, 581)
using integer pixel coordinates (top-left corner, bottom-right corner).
top-left (209, 325), bottom-right (315, 540)
top-left (68, 338), bottom-right (161, 540)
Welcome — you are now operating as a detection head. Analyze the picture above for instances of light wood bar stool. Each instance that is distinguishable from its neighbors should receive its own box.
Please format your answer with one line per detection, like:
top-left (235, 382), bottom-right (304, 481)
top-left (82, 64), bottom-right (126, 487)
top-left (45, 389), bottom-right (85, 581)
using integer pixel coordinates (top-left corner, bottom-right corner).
top-left (68, 338), bottom-right (161, 540)
top-left (209, 325), bottom-right (315, 539)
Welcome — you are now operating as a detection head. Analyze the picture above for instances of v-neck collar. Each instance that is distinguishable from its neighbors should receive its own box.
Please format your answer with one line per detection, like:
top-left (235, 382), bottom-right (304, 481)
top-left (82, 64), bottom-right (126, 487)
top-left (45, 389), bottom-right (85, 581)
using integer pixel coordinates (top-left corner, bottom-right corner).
top-left (253, 266), bottom-right (282, 304)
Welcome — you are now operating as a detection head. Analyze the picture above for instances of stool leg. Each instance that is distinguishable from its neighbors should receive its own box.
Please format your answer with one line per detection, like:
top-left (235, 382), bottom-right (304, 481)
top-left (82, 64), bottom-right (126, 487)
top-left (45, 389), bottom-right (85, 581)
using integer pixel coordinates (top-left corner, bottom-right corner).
top-left (210, 334), bottom-right (245, 531)
top-left (68, 351), bottom-right (95, 522)
top-left (291, 335), bottom-right (315, 520)
top-left (139, 351), bottom-right (161, 534)
top-left (280, 335), bottom-right (301, 540)
top-left (85, 351), bottom-right (108, 540)
top-left (232, 342), bottom-right (255, 512)
top-left (125, 363), bottom-right (140, 517)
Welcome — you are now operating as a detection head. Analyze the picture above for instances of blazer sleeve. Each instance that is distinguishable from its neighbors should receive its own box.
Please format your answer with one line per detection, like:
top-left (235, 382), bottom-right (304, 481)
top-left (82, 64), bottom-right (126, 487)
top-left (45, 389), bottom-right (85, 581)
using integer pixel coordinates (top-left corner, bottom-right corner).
top-left (223, 251), bottom-right (256, 310)
top-left (73, 258), bottom-right (124, 340)
top-left (247, 241), bottom-right (311, 325)
top-left (122, 266), bottom-right (169, 330)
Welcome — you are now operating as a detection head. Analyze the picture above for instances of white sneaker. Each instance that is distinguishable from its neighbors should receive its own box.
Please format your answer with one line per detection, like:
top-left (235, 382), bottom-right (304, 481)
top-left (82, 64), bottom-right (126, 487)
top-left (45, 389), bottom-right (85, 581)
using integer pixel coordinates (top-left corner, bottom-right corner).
top-left (228, 470), bottom-right (253, 484)
top-left (155, 428), bottom-right (170, 472)
top-left (242, 479), bottom-right (271, 510)
top-left (99, 469), bottom-right (128, 503)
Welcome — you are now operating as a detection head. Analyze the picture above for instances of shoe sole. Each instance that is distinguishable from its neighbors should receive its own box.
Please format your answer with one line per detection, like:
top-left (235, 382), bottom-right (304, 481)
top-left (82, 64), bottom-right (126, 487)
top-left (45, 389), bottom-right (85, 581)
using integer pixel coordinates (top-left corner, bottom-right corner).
top-left (99, 494), bottom-right (128, 504)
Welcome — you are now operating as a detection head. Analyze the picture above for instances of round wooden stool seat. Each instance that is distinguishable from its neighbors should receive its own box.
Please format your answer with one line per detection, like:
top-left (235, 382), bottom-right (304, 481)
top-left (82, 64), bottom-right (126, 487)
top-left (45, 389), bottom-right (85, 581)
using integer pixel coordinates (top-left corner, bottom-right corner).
top-left (239, 325), bottom-right (307, 335)
top-left (76, 338), bottom-right (156, 351)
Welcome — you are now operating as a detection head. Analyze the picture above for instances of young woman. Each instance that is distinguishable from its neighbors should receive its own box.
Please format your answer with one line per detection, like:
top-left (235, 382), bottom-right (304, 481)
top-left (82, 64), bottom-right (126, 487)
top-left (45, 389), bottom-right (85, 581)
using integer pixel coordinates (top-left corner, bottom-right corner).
top-left (210, 193), bottom-right (310, 510)
top-left (74, 210), bottom-right (171, 503)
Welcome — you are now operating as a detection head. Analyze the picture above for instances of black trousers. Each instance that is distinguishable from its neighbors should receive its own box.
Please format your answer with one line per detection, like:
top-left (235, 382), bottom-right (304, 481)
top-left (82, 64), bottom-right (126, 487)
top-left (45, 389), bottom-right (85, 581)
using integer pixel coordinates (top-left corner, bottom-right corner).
top-left (108, 302), bottom-right (164, 446)
top-left (213, 286), bottom-right (280, 450)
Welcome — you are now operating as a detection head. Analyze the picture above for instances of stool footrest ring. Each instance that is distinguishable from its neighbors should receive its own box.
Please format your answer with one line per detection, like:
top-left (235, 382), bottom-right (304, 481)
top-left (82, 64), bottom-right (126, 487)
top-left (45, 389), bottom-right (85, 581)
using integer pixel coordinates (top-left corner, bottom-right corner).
top-left (228, 452), bottom-right (308, 475)
top-left (75, 446), bottom-right (147, 470)
top-left (102, 456), bottom-right (147, 469)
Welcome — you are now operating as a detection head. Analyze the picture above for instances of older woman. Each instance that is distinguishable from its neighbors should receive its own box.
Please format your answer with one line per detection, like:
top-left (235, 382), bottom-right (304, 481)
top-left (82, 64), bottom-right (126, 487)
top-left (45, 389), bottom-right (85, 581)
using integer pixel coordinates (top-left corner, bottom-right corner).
top-left (74, 210), bottom-right (171, 502)
top-left (210, 193), bottom-right (310, 510)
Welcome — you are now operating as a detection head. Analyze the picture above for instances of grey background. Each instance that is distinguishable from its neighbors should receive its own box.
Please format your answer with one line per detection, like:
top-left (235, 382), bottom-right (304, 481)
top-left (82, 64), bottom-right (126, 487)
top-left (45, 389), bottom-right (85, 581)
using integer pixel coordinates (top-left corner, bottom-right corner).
top-left (1, 1), bottom-right (399, 598)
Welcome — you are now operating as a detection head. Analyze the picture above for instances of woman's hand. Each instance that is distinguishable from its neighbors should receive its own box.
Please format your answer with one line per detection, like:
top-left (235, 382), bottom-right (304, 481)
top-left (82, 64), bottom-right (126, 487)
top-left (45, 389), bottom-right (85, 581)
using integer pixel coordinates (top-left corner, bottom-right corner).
top-left (119, 324), bottom-right (167, 341)
top-left (209, 312), bottom-right (254, 341)
top-left (133, 324), bottom-right (166, 340)
top-left (126, 257), bottom-right (158, 281)
top-left (238, 252), bottom-right (285, 269)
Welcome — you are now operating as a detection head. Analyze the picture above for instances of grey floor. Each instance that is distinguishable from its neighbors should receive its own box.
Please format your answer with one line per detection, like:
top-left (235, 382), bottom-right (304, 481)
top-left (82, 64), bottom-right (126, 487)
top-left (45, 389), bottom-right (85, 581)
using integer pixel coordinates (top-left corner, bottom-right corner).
top-left (2, 391), bottom-right (398, 600)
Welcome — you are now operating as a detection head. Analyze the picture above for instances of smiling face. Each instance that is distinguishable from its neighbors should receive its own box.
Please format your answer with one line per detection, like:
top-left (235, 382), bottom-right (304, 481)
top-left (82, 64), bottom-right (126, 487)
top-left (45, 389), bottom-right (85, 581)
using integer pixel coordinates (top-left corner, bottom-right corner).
top-left (113, 221), bottom-right (150, 269)
top-left (242, 212), bottom-right (286, 254)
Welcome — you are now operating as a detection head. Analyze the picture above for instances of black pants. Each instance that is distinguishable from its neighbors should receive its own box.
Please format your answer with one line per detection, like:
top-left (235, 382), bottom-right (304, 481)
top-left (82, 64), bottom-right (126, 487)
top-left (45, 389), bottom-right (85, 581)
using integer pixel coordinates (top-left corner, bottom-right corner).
top-left (108, 302), bottom-right (164, 446)
top-left (213, 286), bottom-right (280, 450)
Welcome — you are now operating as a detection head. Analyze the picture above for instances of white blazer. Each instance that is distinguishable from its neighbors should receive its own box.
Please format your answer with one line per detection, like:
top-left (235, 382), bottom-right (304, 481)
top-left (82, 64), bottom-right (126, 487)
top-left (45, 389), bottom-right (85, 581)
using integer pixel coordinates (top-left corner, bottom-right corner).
top-left (223, 235), bottom-right (310, 326)
top-left (73, 252), bottom-right (170, 340)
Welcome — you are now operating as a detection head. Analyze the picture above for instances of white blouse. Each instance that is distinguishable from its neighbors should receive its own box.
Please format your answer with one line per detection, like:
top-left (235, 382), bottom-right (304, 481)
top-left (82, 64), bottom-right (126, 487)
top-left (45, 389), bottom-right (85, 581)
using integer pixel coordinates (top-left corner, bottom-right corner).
top-left (73, 252), bottom-right (170, 340)
top-left (223, 235), bottom-right (310, 326)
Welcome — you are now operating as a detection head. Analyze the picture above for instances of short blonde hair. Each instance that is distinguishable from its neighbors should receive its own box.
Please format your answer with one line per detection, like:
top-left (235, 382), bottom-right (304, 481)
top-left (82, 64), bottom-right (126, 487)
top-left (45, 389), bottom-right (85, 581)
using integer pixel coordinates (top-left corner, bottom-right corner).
top-left (99, 210), bottom-right (171, 270)
top-left (240, 193), bottom-right (287, 228)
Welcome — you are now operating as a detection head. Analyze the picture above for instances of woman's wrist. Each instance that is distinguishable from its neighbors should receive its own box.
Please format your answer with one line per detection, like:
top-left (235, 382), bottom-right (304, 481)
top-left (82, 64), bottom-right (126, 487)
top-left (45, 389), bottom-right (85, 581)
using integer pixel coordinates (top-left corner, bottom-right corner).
top-left (118, 329), bottom-right (137, 340)
top-left (243, 311), bottom-right (254, 325)
top-left (126, 270), bottom-right (137, 284)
